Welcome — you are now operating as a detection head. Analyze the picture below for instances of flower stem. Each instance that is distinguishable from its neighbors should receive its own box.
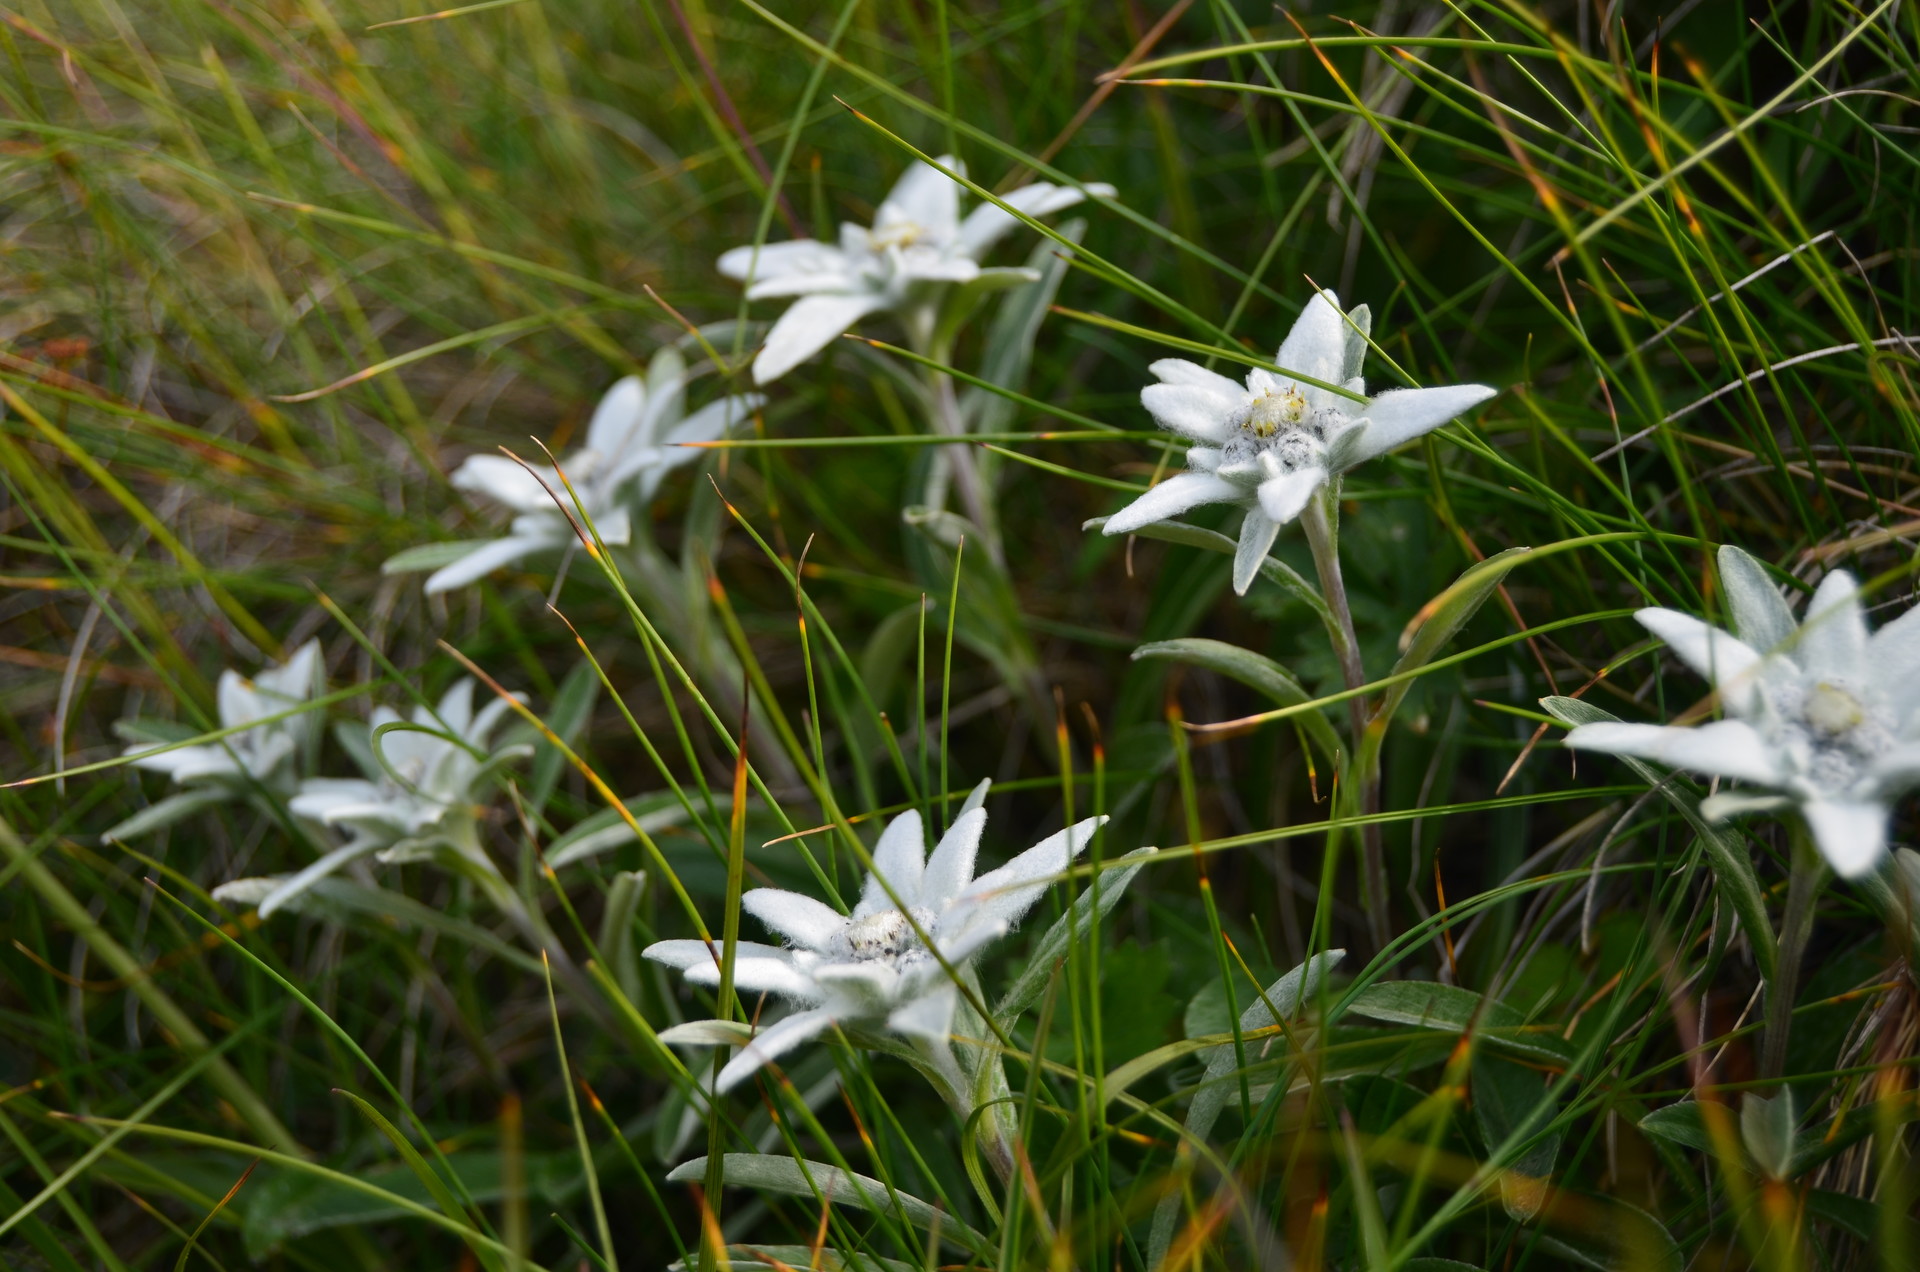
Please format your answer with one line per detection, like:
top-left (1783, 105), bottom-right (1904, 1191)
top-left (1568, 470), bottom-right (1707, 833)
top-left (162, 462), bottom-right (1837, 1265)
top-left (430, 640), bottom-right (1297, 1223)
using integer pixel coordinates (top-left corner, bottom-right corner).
top-left (1760, 827), bottom-right (1823, 1080)
top-left (916, 324), bottom-right (1002, 565)
top-left (1300, 492), bottom-right (1391, 957)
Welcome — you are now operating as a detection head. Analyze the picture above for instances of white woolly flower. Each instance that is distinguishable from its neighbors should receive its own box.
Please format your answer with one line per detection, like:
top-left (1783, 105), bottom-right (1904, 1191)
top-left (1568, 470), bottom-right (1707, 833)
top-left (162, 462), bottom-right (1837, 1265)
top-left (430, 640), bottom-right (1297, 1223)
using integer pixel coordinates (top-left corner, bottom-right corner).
top-left (289, 678), bottom-right (524, 853)
top-left (1567, 545), bottom-right (1920, 878)
top-left (644, 790), bottom-right (1105, 1092)
top-left (125, 641), bottom-right (322, 792)
top-left (718, 156), bottom-right (1113, 384)
top-left (1101, 289), bottom-right (1498, 594)
top-left (423, 349), bottom-right (763, 593)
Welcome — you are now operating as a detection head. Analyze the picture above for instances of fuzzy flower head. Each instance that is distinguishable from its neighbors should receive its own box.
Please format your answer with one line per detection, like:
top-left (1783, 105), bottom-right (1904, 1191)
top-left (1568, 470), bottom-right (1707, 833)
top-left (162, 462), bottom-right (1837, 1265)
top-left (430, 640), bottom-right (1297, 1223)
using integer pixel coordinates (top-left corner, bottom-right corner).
top-left (1102, 289), bottom-right (1498, 593)
top-left (125, 641), bottom-right (322, 793)
top-left (290, 678), bottom-right (528, 859)
top-left (718, 156), bottom-right (1113, 384)
top-left (423, 349), bottom-right (763, 593)
top-left (645, 787), bottom-right (1105, 1092)
top-left (1567, 545), bottom-right (1920, 877)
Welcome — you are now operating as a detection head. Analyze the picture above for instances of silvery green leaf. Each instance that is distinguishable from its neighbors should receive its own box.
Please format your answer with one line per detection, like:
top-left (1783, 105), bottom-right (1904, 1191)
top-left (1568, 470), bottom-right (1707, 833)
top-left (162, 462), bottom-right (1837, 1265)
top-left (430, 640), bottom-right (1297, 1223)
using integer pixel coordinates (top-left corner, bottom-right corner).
top-left (658, 1019), bottom-right (754, 1048)
top-left (1146, 951), bottom-right (1343, 1271)
top-left (665, 1154), bottom-right (990, 1255)
top-left (1472, 1053), bottom-right (1561, 1220)
top-left (1740, 1089), bottom-right (1796, 1179)
top-left (1536, 1199), bottom-right (1683, 1272)
top-left (958, 777), bottom-right (992, 818)
top-left (1082, 514), bottom-right (1332, 629)
top-left (599, 870), bottom-right (646, 1001)
top-left (1717, 544), bottom-right (1797, 656)
top-left (525, 659), bottom-right (598, 819)
top-left (545, 792), bottom-right (686, 868)
top-left (670, 1248), bottom-right (914, 1272)
top-left (1344, 980), bottom-right (1572, 1063)
top-left (1541, 695), bottom-right (1777, 983)
top-left (260, 836), bottom-right (387, 917)
top-left (994, 847), bottom-right (1156, 1025)
top-left (381, 542), bottom-right (491, 575)
top-left (1132, 637), bottom-right (1345, 767)
top-left (1378, 546), bottom-right (1532, 733)
top-left (99, 787), bottom-right (232, 842)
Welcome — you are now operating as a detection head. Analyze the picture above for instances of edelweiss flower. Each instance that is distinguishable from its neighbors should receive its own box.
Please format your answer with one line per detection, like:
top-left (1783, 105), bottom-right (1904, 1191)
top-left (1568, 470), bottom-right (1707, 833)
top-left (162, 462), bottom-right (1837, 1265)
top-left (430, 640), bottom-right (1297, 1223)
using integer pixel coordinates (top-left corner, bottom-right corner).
top-left (422, 350), bottom-right (763, 593)
top-left (1101, 290), bottom-right (1498, 593)
top-left (289, 678), bottom-right (527, 860)
top-left (1566, 546), bottom-right (1920, 877)
top-left (718, 156), bottom-right (1113, 384)
top-left (125, 641), bottom-right (322, 793)
top-left (645, 793), bottom-right (1105, 1092)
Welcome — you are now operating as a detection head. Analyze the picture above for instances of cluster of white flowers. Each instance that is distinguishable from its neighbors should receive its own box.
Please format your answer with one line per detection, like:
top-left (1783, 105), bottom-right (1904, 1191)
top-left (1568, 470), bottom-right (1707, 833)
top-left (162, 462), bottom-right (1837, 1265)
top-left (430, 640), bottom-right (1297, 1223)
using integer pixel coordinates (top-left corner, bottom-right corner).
top-left (1567, 546), bottom-right (1920, 878)
top-left (111, 149), bottom-right (1920, 1156)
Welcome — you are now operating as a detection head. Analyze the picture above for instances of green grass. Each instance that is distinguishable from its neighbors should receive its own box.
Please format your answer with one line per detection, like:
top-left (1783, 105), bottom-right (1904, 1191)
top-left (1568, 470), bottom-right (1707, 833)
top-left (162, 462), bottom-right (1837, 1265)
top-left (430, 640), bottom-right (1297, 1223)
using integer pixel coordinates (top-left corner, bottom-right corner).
top-left (3, 1), bottom-right (1920, 1268)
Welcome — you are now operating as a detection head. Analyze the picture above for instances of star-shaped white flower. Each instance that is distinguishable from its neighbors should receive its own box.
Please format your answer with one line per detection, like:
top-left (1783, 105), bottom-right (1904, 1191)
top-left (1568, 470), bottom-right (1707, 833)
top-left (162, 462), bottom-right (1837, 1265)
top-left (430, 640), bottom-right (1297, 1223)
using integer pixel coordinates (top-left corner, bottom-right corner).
top-left (1101, 289), bottom-right (1498, 593)
top-left (644, 791), bottom-right (1105, 1092)
top-left (125, 641), bottom-right (322, 792)
top-left (1566, 546), bottom-right (1920, 878)
top-left (423, 350), bottom-right (763, 593)
top-left (289, 678), bottom-right (526, 858)
top-left (718, 156), bottom-right (1113, 384)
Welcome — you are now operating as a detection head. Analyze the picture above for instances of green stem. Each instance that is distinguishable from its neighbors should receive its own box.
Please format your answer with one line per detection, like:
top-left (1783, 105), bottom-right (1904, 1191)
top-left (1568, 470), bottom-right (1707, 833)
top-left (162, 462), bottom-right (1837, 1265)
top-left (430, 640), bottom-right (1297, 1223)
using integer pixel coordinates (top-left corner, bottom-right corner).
top-left (1760, 826), bottom-right (1823, 1080)
top-left (1300, 491), bottom-right (1391, 957)
top-left (915, 317), bottom-right (1002, 564)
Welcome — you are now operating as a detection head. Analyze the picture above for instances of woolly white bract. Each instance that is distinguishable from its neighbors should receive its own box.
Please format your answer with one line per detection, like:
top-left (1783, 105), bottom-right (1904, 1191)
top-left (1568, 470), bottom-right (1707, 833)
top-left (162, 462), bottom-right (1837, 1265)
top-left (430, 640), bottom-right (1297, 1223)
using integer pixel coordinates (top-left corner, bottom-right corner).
top-left (645, 792), bottom-right (1105, 1092)
top-left (125, 640), bottom-right (322, 792)
top-left (215, 679), bottom-right (531, 918)
top-left (1567, 545), bottom-right (1920, 878)
top-left (422, 349), bottom-right (763, 593)
top-left (718, 156), bottom-right (1112, 384)
top-left (289, 678), bottom-right (524, 853)
top-left (1102, 289), bottom-right (1497, 594)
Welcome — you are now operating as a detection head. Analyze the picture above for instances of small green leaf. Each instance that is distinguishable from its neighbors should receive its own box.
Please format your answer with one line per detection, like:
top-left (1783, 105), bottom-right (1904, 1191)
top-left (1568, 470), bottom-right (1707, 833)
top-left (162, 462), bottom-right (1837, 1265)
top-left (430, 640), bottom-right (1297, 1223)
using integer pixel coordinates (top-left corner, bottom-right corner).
top-left (525, 658), bottom-right (600, 819)
top-left (1132, 637), bottom-right (1344, 767)
top-left (1536, 1198), bottom-right (1683, 1272)
top-left (1377, 546), bottom-right (1531, 731)
top-left (1345, 981), bottom-right (1572, 1063)
top-left (545, 792), bottom-right (686, 868)
top-left (670, 1248), bottom-right (916, 1272)
top-left (381, 542), bottom-right (490, 575)
top-left (100, 787), bottom-right (233, 842)
top-left (666, 1154), bottom-right (990, 1255)
top-left (1472, 1053), bottom-right (1561, 1220)
top-left (1740, 1089), bottom-right (1796, 1179)
top-left (1144, 951), bottom-right (1343, 1270)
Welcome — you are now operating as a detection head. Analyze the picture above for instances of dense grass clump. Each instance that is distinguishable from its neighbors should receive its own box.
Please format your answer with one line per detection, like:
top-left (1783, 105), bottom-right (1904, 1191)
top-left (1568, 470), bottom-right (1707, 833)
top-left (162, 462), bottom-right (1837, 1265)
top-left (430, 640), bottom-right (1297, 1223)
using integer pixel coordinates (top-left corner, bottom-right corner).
top-left (3, 2), bottom-right (1919, 1269)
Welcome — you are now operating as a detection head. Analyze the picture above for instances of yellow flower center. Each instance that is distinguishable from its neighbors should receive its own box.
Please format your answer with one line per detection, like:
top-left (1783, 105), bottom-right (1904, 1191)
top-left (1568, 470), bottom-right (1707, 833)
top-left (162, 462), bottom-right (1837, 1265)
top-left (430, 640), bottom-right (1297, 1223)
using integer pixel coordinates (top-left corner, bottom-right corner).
top-left (1803, 681), bottom-right (1865, 736)
top-left (870, 222), bottom-right (927, 252)
top-left (1245, 385), bottom-right (1309, 438)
